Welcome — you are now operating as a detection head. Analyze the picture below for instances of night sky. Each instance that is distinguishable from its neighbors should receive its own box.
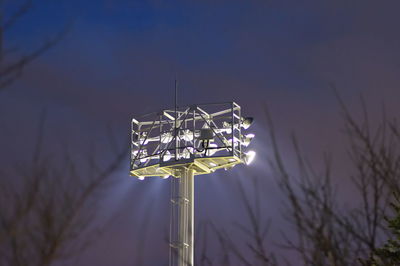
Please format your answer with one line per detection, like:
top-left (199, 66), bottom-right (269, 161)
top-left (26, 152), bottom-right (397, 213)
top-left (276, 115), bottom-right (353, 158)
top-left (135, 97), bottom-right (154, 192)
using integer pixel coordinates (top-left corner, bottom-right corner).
top-left (1, 0), bottom-right (400, 265)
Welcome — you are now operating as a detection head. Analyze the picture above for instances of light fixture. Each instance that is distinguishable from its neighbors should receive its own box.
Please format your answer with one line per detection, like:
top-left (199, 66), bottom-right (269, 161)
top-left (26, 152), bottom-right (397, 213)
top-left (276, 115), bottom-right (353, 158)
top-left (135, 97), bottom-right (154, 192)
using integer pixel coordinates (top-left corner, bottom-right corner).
top-left (226, 134), bottom-right (254, 147)
top-left (132, 133), bottom-right (149, 146)
top-left (138, 176), bottom-right (145, 180)
top-left (140, 138), bottom-right (149, 145)
top-left (161, 132), bottom-right (173, 143)
top-left (209, 162), bottom-right (217, 167)
top-left (162, 175), bottom-right (170, 179)
top-left (139, 132), bottom-right (149, 145)
top-left (222, 121), bottom-right (232, 134)
top-left (226, 138), bottom-right (238, 145)
top-left (140, 150), bottom-right (148, 163)
top-left (163, 151), bottom-right (172, 161)
top-left (222, 117), bottom-right (254, 131)
top-left (132, 149), bottom-right (149, 162)
top-left (243, 133), bottom-right (255, 147)
top-left (244, 150), bottom-right (256, 165)
top-left (182, 129), bottom-right (193, 142)
top-left (242, 117), bottom-right (254, 129)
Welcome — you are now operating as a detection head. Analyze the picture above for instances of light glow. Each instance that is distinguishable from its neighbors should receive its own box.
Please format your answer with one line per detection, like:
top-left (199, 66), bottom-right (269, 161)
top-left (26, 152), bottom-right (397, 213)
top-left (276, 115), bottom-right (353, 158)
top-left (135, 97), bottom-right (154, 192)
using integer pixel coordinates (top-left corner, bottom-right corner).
top-left (182, 129), bottom-right (194, 142)
top-left (242, 117), bottom-right (254, 129)
top-left (243, 133), bottom-right (255, 147)
top-left (140, 150), bottom-right (148, 163)
top-left (244, 150), bottom-right (256, 165)
top-left (163, 151), bottom-right (172, 161)
top-left (161, 132), bottom-right (173, 143)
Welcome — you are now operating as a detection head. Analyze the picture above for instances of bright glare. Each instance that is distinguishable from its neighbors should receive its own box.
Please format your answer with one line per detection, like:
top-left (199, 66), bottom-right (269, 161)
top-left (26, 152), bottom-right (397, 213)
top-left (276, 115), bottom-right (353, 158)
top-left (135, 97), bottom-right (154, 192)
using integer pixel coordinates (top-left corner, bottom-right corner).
top-left (162, 175), bottom-right (170, 179)
top-left (139, 138), bottom-right (149, 145)
top-left (163, 151), bottom-right (172, 161)
top-left (227, 134), bottom-right (254, 147)
top-left (161, 132), bottom-right (173, 143)
top-left (138, 176), bottom-right (145, 180)
top-left (209, 162), bottom-right (217, 167)
top-left (242, 117), bottom-right (254, 129)
top-left (245, 150), bottom-right (256, 165)
top-left (140, 150), bottom-right (148, 163)
top-left (243, 133), bottom-right (255, 147)
top-left (182, 129), bottom-right (194, 142)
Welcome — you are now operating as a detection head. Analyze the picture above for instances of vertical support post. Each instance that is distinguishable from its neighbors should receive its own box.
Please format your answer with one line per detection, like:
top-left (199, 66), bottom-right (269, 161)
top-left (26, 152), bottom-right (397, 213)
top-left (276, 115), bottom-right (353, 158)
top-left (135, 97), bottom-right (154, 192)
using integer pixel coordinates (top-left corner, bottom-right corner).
top-left (189, 169), bottom-right (194, 266)
top-left (175, 80), bottom-right (178, 161)
top-left (231, 102), bottom-right (234, 156)
top-left (170, 167), bottom-right (194, 266)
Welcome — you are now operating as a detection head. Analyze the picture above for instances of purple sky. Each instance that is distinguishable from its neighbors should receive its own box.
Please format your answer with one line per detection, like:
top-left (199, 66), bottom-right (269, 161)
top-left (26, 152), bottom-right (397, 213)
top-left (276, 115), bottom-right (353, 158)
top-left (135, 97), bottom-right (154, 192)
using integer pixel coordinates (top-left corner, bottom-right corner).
top-left (1, 0), bottom-right (400, 265)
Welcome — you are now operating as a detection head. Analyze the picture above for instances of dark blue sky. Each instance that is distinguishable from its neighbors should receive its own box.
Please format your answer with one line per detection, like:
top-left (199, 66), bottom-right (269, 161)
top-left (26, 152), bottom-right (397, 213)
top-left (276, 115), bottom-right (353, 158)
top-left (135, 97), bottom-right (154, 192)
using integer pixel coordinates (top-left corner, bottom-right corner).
top-left (2, 0), bottom-right (400, 265)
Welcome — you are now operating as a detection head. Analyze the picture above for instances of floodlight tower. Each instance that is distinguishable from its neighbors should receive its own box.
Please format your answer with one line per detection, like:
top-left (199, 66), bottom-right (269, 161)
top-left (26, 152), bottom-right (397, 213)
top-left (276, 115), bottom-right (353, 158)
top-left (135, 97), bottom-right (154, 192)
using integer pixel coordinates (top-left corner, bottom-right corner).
top-left (130, 101), bottom-right (255, 266)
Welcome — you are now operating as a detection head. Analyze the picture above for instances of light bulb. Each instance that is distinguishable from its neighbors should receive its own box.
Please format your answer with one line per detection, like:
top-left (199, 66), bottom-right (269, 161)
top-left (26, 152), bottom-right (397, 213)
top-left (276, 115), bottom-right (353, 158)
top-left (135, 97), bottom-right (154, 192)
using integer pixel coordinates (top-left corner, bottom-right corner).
top-left (222, 121), bottom-right (232, 134)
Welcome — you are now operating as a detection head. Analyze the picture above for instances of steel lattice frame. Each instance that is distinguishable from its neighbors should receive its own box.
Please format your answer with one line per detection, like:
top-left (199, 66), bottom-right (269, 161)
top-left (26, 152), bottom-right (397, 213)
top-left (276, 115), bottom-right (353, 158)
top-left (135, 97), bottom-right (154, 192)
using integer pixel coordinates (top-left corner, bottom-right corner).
top-left (130, 102), bottom-right (246, 177)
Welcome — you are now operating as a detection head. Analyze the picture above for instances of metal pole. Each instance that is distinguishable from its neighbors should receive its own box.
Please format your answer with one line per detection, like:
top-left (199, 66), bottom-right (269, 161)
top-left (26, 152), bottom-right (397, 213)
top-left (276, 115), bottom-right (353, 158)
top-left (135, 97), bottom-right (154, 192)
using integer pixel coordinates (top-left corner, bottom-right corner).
top-left (186, 168), bottom-right (194, 266)
top-left (170, 167), bottom-right (194, 266)
top-left (175, 80), bottom-right (178, 161)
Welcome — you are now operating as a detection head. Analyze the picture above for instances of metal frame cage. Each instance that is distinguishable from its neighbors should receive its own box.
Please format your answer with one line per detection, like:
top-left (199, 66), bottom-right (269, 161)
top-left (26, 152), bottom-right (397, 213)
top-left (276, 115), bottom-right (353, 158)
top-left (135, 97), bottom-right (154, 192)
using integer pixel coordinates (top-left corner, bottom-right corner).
top-left (130, 102), bottom-right (254, 179)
